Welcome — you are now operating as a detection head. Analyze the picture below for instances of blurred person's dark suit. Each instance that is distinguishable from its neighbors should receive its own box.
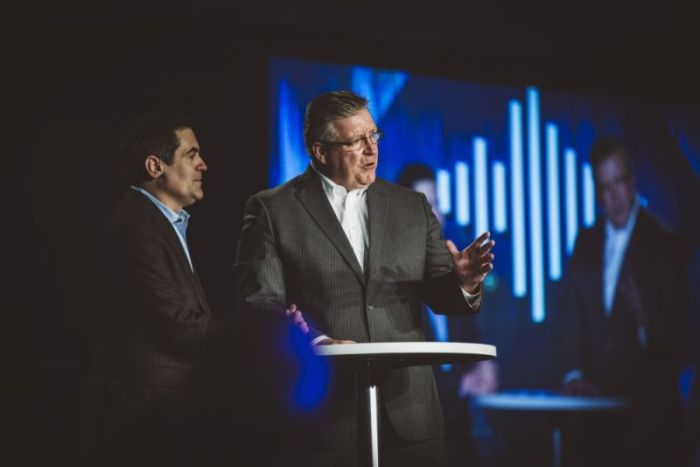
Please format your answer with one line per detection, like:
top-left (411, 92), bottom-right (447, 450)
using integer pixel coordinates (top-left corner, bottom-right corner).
top-left (566, 207), bottom-right (688, 400)
top-left (561, 137), bottom-right (690, 467)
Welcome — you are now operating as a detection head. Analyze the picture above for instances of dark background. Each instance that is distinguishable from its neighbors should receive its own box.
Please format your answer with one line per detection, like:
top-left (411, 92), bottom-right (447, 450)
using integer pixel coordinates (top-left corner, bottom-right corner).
top-left (6, 3), bottom-right (699, 464)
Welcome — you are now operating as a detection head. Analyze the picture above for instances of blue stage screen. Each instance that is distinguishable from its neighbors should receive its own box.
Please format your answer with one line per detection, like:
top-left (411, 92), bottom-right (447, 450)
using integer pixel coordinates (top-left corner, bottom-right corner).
top-left (268, 56), bottom-right (700, 390)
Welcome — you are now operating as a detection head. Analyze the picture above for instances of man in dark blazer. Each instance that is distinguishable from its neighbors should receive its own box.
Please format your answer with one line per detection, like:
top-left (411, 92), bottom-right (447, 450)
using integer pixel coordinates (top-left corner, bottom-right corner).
top-left (561, 137), bottom-right (690, 467)
top-left (235, 91), bottom-right (495, 466)
top-left (87, 111), bottom-right (219, 466)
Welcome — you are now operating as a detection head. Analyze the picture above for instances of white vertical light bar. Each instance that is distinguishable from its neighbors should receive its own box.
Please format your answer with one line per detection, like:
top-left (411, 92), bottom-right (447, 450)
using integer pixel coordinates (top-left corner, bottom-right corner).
top-left (455, 162), bottom-right (470, 226)
top-left (510, 100), bottom-right (527, 297)
top-left (493, 161), bottom-right (507, 232)
top-left (527, 87), bottom-right (546, 323)
top-left (582, 162), bottom-right (595, 227)
top-left (565, 148), bottom-right (579, 255)
top-left (474, 137), bottom-right (489, 237)
top-left (546, 123), bottom-right (562, 280)
top-left (437, 169), bottom-right (451, 216)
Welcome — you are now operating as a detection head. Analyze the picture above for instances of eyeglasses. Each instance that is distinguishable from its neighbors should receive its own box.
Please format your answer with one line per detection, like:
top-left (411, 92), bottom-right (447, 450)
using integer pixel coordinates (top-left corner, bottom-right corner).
top-left (322, 130), bottom-right (383, 151)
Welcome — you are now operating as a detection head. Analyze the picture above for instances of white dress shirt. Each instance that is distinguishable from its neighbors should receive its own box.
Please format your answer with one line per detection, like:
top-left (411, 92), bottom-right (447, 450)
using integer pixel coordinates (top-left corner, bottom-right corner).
top-left (603, 196), bottom-right (645, 347)
top-left (603, 198), bottom-right (640, 315)
top-left (315, 168), bottom-right (369, 271)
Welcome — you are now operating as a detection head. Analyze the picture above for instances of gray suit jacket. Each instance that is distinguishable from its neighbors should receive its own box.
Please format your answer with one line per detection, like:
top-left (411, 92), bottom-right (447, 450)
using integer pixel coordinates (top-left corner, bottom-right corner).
top-left (235, 166), bottom-right (480, 445)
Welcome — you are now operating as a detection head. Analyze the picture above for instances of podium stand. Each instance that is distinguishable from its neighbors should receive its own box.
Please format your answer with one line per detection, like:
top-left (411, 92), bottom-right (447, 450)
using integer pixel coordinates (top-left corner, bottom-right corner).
top-left (316, 342), bottom-right (496, 467)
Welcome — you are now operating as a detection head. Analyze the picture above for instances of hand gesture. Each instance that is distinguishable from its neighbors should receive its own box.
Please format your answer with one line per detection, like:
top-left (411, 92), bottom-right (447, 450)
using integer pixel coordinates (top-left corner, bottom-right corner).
top-left (315, 338), bottom-right (356, 345)
top-left (459, 360), bottom-right (500, 397)
top-left (446, 231), bottom-right (495, 293)
top-left (617, 273), bottom-right (648, 328)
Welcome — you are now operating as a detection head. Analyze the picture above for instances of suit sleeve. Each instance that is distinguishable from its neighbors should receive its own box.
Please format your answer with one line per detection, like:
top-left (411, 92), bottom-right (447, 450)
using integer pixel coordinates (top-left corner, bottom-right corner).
top-left (107, 220), bottom-right (214, 356)
top-left (418, 193), bottom-right (480, 315)
top-left (645, 233), bottom-right (689, 366)
top-left (234, 195), bottom-right (323, 341)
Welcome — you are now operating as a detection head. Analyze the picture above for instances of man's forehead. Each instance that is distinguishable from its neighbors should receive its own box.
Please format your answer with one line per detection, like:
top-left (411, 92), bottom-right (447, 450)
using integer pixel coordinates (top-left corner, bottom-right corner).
top-left (332, 109), bottom-right (376, 134)
top-left (175, 128), bottom-right (199, 149)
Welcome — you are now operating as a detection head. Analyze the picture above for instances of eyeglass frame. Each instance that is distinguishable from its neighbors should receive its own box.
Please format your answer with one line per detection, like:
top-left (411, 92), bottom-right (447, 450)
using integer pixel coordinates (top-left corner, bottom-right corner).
top-left (320, 130), bottom-right (384, 151)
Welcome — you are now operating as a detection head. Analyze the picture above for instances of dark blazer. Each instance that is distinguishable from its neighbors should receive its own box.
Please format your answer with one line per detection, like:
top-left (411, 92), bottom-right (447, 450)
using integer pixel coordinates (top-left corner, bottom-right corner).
top-left (234, 166), bottom-right (479, 446)
top-left (88, 188), bottom-right (218, 463)
top-left (562, 207), bottom-right (689, 401)
top-left (93, 188), bottom-right (216, 388)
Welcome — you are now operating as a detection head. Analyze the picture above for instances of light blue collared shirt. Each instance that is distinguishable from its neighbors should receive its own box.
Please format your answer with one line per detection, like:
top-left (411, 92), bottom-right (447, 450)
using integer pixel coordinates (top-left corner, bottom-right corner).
top-left (131, 186), bottom-right (193, 271)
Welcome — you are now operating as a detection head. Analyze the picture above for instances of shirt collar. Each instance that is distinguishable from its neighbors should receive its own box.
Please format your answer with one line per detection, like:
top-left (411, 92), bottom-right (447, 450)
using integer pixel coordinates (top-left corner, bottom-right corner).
top-left (605, 194), bottom-right (640, 238)
top-left (310, 163), bottom-right (367, 199)
top-left (131, 186), bottom-right (190, 224)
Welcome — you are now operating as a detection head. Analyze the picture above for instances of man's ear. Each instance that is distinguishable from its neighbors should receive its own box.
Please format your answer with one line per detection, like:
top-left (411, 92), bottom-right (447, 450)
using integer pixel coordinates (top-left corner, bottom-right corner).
top-left (144, 155), bottom-right (163, 179)
top-left (311, 143), bottom-right (327, 165)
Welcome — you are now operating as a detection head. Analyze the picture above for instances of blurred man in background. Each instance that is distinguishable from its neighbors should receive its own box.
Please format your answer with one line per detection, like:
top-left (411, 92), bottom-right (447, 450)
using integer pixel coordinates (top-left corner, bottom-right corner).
top-left (561, 136), bottom-right (690, 467)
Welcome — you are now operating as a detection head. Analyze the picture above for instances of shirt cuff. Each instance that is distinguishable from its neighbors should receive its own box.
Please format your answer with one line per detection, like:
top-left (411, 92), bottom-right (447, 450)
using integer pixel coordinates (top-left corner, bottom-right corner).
top-left (460, 285), bottom-right (481, 307)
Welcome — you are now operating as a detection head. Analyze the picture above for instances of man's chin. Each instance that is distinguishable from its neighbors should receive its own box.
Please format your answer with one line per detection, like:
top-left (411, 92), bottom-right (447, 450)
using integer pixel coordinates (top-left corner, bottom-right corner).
top-left (360, 173), bottom-right (376, 186)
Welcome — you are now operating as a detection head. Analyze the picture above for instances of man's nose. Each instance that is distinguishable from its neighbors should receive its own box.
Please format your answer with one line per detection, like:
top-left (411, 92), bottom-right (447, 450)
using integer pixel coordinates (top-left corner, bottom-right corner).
top-left (363, 141), bottom-right (378, 155)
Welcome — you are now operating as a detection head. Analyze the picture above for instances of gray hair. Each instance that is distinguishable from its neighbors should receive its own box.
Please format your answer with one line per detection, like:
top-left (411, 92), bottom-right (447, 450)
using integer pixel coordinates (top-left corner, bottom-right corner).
top-left (303, 90), bottom-right (369, 156)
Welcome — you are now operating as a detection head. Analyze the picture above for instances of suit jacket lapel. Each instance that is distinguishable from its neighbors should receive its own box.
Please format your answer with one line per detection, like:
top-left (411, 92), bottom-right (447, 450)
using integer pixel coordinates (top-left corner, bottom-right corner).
top-left (129, 189), bottom-right (197, 281)
top-left (367, 181), bottom-right (389, 276)
top-left (295, 167), bottom-right (366, 285)
top-left (613, 209), bottom-right (645, 311)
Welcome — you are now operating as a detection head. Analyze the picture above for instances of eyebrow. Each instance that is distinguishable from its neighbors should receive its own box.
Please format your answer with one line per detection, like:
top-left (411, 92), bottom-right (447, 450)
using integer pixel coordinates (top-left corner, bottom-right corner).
top-left (347, 129), bottom-right (379, 140)
top-left (185, 146), bottom-right (199, 155)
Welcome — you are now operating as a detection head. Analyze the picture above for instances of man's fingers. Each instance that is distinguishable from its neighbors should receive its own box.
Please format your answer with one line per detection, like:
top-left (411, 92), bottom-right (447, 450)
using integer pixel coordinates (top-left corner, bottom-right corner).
top-left (470, 231), bottom-right (490, 250)
top-left (285, 303), bottom-right (297, 316)
top-left (445, 239), bottom-right (461, 259)
top-left (476, 249), bottom-right (495, 264)
top-left (317, 338), bottom-right (356, 345)
top-left (477, 239), bottom-right (495, 255)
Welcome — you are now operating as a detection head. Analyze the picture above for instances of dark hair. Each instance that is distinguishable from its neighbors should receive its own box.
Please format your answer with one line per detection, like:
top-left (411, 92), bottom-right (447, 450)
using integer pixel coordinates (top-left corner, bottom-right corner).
top-left (589, 136), bottom-right (634, 173)
top-left (397, 163), bottom-right (435, 189)
top-left (303, 90), bottom-right (369, 156)
top-left (120, 109), bottom-right (193, 185)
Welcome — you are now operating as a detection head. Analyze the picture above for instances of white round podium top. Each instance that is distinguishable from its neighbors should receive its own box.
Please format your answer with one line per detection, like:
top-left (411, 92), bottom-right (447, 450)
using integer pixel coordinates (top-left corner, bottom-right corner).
top-left (314, 341), bottom-right (496, 366)
top-left (473, 393), bottom-right (630, 412)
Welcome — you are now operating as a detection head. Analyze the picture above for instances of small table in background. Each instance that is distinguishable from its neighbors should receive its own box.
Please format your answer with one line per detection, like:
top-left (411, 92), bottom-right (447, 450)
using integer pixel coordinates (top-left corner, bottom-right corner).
top-left (473, 391), bottom-right (630, 467)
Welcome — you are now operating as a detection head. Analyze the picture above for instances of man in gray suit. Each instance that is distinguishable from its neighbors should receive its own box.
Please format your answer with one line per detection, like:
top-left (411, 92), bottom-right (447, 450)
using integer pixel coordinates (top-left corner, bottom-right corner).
top-left (235, 91), bottom-right (494, 466)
